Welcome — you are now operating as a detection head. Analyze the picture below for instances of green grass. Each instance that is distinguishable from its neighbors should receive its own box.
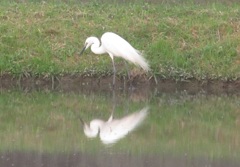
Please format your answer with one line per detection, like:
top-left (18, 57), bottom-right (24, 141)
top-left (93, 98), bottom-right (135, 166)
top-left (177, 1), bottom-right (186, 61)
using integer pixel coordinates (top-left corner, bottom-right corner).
top-left (0, 90), bottom-right (240, 159)
top-left (0, 0), bottom-right (240, 79)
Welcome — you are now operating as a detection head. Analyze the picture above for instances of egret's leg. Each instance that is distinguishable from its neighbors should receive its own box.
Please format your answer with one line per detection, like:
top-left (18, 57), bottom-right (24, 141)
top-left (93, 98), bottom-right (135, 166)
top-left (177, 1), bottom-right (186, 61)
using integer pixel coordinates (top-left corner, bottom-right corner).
top-left (124, 60), bottom-right (133, 89)
top-left (109, 88), bottom-right (116, 121)
top-left (111, 57), bottom-right (116, 87)
top-left (124, 61), bottom-right (131, 81)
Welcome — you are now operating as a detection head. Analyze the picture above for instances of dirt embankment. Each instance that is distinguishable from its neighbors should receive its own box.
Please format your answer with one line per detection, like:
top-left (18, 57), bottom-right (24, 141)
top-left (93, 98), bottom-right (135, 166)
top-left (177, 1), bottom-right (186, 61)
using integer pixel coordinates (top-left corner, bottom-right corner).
top-left (1, 74), bottom-right (240, 95)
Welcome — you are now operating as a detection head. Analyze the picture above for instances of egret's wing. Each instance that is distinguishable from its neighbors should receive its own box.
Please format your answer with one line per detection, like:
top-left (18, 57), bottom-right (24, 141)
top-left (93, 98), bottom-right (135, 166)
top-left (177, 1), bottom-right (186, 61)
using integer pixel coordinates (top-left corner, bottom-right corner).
top-left (116, 107), bottom-right (149, 133)
top-left (101, 32), bottom-right (150, 71)
top-left (99, 107), bottom-right (149, 144)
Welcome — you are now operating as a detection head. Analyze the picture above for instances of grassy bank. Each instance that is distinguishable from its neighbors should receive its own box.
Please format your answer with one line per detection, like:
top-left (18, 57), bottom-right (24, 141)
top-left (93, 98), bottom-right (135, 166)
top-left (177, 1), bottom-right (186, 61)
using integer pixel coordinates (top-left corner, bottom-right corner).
top-left (0, 0), bottom-right (240, 80)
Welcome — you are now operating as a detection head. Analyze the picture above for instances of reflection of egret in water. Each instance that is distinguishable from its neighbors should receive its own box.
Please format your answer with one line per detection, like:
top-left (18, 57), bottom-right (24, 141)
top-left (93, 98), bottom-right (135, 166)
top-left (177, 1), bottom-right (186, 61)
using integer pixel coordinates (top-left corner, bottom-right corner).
top-left (81, 107), bottom-right (149, 145)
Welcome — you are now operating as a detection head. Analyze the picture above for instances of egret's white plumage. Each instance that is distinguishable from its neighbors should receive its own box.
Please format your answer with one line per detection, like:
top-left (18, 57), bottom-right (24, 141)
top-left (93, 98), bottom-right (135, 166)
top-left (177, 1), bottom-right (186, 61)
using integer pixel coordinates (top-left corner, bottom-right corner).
top-left (80, 32), bottom-right (150, 85)
top-left (83, 107), bottom-right (149, 145)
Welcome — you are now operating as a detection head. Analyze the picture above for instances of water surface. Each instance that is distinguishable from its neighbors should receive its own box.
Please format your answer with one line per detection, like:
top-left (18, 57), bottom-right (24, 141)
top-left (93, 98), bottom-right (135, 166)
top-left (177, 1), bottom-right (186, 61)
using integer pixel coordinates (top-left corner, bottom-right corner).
top-left (0, 84), bottom-right (239, 166)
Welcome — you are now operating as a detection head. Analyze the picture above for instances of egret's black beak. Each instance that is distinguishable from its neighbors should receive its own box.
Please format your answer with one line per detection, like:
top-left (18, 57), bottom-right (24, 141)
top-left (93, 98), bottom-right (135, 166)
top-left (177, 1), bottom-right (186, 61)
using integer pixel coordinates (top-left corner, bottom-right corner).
top-left (78, 116), bottom-right (85, 126)
top-left (79, 45), bottom-right (86, 56)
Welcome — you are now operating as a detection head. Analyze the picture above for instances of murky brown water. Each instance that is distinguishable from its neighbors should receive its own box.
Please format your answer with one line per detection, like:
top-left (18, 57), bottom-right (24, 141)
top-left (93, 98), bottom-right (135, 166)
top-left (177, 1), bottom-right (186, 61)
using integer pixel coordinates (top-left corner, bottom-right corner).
top-left (1, 75), bottom-right (240, 167)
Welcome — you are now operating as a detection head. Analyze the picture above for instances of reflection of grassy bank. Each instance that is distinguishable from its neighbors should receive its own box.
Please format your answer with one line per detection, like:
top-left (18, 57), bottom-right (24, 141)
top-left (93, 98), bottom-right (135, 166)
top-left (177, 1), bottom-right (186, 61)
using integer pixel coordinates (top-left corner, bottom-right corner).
top-left (148, 93), bottom-right (240, 158)
top-left (0, 91), bottom-right (239, 159)
top-left (0, 1), bottom-right (240, 80)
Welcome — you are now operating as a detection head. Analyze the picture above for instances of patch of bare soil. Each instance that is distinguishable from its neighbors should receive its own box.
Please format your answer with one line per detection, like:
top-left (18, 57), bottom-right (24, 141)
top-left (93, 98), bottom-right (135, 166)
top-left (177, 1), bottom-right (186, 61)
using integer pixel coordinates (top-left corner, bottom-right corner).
top-left (0, 74), bottom-right (240, 95)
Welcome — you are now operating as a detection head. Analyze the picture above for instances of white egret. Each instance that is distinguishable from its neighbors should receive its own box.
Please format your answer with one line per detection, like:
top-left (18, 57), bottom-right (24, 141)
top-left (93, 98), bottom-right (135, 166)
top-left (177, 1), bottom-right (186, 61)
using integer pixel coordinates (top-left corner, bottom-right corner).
top-left (79, 32), bottom-right (150, 86)
top-left (82, 107), bottom-right (149, 145)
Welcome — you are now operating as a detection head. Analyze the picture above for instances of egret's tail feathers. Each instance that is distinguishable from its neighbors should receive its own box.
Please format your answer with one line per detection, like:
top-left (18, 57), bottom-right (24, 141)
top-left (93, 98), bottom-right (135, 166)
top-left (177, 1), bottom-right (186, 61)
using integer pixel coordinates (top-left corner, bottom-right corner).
top-left (134, 50), bottom-right (150, 72)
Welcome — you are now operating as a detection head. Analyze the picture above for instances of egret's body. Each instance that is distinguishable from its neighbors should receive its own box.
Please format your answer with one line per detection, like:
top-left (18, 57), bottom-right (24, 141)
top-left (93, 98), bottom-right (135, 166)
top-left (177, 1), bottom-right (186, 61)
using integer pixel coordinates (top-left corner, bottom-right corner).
top-left (83, 107), bottom-right (149, 145)
top-left (80, 32), bottom-right (150, 86)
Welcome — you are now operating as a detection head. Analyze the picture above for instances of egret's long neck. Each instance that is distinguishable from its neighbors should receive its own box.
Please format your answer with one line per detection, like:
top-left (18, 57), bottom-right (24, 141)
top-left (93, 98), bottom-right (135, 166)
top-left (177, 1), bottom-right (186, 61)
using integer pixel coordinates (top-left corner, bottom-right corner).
top-left (91, 38), bottom-right (106, 55)
top-left (83, 119), bottom-right (104, 138)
